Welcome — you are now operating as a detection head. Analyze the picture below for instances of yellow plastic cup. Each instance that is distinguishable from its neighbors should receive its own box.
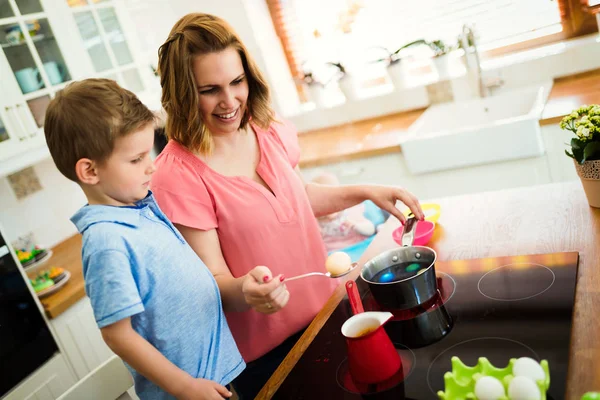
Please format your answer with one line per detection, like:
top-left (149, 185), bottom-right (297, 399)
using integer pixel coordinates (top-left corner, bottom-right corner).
top-left (404, 203), bottom-right (441, 224)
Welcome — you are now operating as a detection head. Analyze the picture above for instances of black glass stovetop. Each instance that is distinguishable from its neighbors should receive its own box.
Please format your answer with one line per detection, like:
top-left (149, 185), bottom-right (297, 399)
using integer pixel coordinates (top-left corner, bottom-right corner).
top-left (273, 252), bottom-right (579, 399)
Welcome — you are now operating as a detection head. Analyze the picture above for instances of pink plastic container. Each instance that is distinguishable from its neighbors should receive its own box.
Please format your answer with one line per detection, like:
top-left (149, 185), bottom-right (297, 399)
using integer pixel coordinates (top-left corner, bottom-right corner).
top-left (392, 220), bottom-right (435, 246)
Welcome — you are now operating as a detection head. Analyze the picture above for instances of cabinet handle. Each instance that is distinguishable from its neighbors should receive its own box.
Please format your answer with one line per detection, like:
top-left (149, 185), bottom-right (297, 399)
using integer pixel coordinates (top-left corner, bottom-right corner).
top-left (16, 104), bottom-right (37, 137)
top-left (4, 106), bottom-right (28, 141)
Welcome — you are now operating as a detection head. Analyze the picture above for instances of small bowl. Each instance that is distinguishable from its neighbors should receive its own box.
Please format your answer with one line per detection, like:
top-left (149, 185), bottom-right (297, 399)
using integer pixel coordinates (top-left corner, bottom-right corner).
top-left (392, 220), bottom-right (435, 246)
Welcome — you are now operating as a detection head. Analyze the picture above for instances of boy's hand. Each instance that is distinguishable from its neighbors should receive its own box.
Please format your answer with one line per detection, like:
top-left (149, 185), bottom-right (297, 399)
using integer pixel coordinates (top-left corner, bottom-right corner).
top-left (242, 266), bottom-right (289, 314)
top-left (178, 378), bottom-right (232, 399)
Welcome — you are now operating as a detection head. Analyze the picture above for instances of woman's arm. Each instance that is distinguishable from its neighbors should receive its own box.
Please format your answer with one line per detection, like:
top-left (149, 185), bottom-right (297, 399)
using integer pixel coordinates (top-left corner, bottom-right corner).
top-left (101, 318), bottom-right (232, 399)
top-left (174, 224), bottom-right (290, 314)
top-left (297, 167), bottom-right (424, 223)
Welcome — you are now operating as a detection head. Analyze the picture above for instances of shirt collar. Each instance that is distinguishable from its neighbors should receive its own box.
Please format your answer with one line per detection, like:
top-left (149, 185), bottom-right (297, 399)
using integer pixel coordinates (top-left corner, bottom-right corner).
top-left (71, 191), bottom-right (155, 233)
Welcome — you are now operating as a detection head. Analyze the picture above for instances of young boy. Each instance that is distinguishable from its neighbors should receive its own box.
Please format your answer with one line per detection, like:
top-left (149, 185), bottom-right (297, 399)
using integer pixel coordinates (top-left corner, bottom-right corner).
top-left (44, 79), bottom-right (245, 399)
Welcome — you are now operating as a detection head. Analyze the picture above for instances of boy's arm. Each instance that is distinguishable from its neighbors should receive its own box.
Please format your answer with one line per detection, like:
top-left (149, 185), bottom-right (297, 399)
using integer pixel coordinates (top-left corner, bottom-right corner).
top-left (101, 318), bottom-right (232, 399)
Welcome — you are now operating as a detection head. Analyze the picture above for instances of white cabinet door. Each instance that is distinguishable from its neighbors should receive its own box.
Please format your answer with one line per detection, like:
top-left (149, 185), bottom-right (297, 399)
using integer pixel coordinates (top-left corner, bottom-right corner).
top-left (50, 297), bottom-right (114, 380)
top-left (2, 354), bottom-right (76, 400)
top-left (0, 0), bottom-right (63, 165)
top-left (64, 0), bottom-right (157, 97)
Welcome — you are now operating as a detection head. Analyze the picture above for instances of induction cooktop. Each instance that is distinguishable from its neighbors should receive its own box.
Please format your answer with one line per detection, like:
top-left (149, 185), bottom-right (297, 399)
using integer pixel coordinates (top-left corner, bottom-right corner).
top-left (273, 252), bottom-right (579, 399)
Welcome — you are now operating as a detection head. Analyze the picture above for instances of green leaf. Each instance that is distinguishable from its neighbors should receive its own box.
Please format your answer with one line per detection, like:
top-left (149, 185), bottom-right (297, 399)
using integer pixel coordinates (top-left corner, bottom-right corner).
top-left (565, 150), bottom-right (574, 158)
top-left (572, 145), bottom-right (584, 163)
top-left (571, 138), bottom-right (584, 150)
top-left (583, 141), bottom-right (600, 162)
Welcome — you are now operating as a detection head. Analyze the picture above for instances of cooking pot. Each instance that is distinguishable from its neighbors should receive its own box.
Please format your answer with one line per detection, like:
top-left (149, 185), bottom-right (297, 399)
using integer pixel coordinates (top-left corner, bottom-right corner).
top-left (360, 217), bottom-right (438, 310)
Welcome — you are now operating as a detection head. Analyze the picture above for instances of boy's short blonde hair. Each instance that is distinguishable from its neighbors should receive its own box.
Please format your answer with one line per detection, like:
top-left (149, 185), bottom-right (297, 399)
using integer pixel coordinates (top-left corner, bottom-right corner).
top-left (44, 78), bottom-right (155, 182)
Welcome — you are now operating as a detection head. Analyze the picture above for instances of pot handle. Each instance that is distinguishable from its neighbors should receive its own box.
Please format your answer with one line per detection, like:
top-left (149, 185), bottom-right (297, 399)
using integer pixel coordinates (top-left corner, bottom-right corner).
top-left (401, 216), bottom-right (418, 247)
top-left (345, 280), bottom-right (364, 315)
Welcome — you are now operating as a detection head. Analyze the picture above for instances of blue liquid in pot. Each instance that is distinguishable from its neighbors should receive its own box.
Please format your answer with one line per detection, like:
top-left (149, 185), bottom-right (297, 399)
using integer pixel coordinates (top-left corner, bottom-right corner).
top-left (371, 261), bottom-right (430, 283)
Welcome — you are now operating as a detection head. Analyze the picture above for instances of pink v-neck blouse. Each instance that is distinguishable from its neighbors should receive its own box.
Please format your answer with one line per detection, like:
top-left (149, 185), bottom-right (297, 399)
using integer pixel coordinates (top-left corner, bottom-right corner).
top-left (151, 120), bottom-right (336, 362)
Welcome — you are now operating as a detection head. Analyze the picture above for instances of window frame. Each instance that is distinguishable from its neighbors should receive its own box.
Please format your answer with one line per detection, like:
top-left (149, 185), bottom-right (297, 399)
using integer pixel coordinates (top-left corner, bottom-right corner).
top-left (268, 0), bottom-right (598, 85)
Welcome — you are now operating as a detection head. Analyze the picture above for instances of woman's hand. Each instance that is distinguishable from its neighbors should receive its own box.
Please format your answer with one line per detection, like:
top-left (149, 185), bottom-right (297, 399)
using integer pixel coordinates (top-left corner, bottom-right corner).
top-left (242, 266), bottom-right (290, 314)
top-left (178, 377), bottom-right (232, 399)
top-left (366, 186), bottom-right (424, 224)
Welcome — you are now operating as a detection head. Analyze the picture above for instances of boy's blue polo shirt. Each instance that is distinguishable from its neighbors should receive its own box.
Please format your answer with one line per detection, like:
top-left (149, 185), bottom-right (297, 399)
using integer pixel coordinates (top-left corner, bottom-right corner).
top-left (71, 192), bottom-right (244, 399)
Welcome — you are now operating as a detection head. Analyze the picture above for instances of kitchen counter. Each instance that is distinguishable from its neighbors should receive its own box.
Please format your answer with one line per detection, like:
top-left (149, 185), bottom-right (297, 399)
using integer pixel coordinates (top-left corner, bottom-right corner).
top-left (298, 68), bottom-right (600, 168)
top-left (298, 109), bottom-right (425, 168)
top-left (541, 68), bottom-right (600, 125)
top-left (257, 181), bottom-right (600, 400)
top-left (29, 234), bottom-right (85, 319)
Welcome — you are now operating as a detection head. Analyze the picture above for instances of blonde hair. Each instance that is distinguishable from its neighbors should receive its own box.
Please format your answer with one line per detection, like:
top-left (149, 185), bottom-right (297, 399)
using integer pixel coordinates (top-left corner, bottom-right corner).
top-left (44, 78), bottom-right (155, 182)
top-left (158, 13), bottom-right (274, 154)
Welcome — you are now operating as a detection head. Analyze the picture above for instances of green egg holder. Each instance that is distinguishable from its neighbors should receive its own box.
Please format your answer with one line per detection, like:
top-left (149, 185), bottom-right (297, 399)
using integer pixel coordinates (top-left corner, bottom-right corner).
top-left (437, 356), bottom-right (550, 400)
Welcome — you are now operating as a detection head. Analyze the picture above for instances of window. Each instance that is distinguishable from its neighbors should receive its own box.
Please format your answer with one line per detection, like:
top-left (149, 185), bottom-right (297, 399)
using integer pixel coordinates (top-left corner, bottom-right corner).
top-left (269, 0), bottom-right (596, 85)
top-left (67, 0), bottom-right (145, 93)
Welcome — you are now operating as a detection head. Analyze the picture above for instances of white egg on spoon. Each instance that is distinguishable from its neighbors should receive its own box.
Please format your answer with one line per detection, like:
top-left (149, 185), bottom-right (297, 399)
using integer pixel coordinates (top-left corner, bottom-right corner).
top-left (286, 251), bottom-right (357, 282)
top-left (325, 251), bottom-right (353, 276)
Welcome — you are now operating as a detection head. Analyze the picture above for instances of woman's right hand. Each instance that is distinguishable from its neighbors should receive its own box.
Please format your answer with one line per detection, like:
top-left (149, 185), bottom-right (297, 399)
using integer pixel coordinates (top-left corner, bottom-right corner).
top-left (242, 266), bottom-right (289, 314)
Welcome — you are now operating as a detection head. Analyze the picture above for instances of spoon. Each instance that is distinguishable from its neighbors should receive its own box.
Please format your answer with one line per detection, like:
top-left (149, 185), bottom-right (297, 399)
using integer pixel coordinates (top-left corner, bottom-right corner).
top-left (286, 262), bottom-right (359, 282)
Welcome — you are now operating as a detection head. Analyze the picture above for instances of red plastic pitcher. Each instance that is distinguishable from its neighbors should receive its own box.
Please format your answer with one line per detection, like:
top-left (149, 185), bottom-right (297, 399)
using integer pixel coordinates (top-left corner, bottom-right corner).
top-left (343, 281), bottom-right (402, 384)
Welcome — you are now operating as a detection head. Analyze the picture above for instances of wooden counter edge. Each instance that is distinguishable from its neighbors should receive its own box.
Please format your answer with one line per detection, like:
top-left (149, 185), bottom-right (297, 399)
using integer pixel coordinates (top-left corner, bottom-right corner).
top-left (35, 234), bottom-right (86, 319)
top-left (45, 285), bottom-right (87, 319)
top-left (299, 145), bottom-right (402, 169)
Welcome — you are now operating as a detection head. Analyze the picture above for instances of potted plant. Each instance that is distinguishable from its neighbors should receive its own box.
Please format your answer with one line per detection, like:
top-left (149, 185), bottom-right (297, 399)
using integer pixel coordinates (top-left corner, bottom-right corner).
top-left (327, 62), bottom-right (360, 102)
top-left (297, 69), bottom-right (329, 108)
top-left (366, 40), bottom-right (425, 90)
top-left (427, 39), bottom-right (453, 78)
top-left (560, 104), bottom-right (600, 207)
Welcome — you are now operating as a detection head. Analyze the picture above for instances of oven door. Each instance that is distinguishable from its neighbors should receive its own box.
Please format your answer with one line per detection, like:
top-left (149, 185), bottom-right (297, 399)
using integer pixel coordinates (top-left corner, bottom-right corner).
top-left (0, 234), bottom-right (58, 397)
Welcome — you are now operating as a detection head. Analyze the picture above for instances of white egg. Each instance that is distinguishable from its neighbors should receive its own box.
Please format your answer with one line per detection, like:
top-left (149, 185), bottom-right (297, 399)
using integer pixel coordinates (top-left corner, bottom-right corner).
top-left (508, 376), bottom-right (541, 400)
top-left (325, 252), bottom-right (352, 276)
top-left (474, 376), bottom-right (505, 400)
top-left (513, 357), bottom-right (545, 382)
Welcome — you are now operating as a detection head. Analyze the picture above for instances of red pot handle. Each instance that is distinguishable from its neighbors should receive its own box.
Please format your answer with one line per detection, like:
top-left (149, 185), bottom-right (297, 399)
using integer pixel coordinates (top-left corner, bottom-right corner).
top-left (345, 280), bottom-right (364, 315)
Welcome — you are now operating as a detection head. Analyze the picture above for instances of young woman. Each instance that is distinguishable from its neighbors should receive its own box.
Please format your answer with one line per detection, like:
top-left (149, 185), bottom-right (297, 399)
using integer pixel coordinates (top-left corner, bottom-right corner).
top-left (152, 13), bottom-right (424, 399)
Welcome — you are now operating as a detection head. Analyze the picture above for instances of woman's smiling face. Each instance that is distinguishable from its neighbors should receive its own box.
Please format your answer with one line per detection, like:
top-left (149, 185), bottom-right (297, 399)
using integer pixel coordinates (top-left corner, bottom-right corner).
top-left (192, 47), bottom-right (249, 136)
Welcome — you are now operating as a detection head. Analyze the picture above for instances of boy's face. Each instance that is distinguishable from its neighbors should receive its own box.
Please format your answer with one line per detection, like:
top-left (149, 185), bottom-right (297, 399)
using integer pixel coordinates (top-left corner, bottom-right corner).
top-left (95, 123), bottom-right (156, 206)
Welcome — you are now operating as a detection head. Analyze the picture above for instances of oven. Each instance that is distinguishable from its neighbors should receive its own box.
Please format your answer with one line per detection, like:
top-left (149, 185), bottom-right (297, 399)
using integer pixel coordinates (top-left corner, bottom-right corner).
top-left (0, 230), bottom-right (58, 397)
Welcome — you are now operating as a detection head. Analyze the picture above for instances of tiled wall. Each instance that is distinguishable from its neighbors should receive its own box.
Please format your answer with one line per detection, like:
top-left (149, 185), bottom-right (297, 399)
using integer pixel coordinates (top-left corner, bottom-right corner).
top-left (0, 158), bottom-right (86, 248)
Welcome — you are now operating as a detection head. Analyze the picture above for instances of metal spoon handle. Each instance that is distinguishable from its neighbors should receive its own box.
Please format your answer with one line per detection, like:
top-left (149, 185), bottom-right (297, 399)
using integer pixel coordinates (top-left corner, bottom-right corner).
top-left (401, 216), bottom-right (418, 247)
top-left (286, 262), bottom-right (358, 282)
top-left (285, 272), bottom-right (329, 282)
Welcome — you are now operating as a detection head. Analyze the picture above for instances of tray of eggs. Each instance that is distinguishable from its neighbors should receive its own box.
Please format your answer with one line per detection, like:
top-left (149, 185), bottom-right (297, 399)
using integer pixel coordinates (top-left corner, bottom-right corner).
top-left (30, 266), bottom-right (71, 298)
top-left (438, 356), bottom-right (550, 400)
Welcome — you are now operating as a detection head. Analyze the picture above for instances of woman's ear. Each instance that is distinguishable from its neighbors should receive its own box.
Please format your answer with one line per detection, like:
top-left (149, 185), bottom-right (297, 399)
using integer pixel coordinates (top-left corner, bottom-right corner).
top-left (75, 158), bottom-right (99, 185)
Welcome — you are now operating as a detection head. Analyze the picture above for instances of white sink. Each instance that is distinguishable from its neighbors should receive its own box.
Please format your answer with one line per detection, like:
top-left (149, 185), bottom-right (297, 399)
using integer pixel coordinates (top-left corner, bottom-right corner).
top-left (400, 81), bottom-right (553, 174)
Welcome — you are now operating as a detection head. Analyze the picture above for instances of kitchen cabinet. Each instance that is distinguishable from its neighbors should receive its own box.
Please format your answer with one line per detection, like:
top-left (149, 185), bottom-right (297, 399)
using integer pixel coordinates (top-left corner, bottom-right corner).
top-left (0, 0), bottom-right (158, 178)
top-left (50, 296), bottom-right (114, 380)
top-left (2, 354), bottom-right (76, 400)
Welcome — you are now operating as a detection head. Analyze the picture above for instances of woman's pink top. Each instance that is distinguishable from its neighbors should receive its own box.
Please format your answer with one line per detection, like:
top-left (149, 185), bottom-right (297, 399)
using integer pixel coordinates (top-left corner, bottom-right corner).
top-left (151, 120), bottom-right (336, 362)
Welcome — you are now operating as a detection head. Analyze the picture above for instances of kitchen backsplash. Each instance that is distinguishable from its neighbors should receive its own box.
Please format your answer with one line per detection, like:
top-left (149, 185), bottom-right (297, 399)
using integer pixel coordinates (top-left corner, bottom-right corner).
top-left (7, 166), bottom-right (43, 200)
top-left (0, 159), bottom-right (85, 248)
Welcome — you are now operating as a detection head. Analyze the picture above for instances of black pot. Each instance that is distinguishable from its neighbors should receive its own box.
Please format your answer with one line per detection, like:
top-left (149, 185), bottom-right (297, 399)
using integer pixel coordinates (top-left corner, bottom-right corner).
top-left (383, 288), bottom-right (453, 348)
top-left (360, 218), bottom-right (438, 310)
